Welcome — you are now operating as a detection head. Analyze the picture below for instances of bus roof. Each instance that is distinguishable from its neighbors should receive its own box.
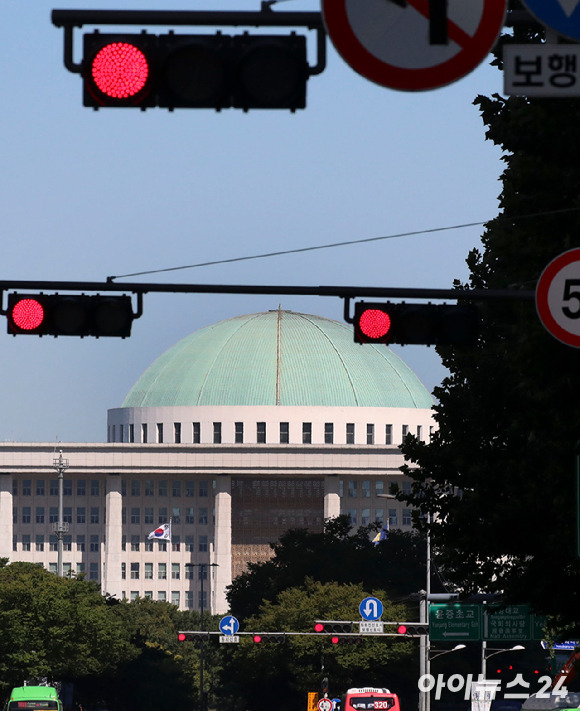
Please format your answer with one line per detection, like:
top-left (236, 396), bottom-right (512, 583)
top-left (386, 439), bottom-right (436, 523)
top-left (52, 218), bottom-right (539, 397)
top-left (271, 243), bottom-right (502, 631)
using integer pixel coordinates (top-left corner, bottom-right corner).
top-left (10, 688), bottom-right (59, 702)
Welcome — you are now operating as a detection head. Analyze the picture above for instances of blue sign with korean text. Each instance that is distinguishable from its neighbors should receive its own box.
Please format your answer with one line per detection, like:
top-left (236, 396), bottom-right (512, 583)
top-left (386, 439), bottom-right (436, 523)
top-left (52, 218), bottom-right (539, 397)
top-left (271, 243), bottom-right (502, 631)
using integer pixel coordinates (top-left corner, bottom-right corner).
top-left (522, 0), bottom-right (580, 41)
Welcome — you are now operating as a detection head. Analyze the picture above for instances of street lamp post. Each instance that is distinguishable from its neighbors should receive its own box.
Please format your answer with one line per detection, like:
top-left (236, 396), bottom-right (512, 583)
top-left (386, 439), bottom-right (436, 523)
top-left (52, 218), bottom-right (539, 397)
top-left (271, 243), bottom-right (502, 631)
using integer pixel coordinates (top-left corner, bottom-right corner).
top-left (426, 644), bottom-right (466, 711)
top-left (481, 643), bottom-right (525, 680)
top-left (192, 562), bottom-right (218, 711)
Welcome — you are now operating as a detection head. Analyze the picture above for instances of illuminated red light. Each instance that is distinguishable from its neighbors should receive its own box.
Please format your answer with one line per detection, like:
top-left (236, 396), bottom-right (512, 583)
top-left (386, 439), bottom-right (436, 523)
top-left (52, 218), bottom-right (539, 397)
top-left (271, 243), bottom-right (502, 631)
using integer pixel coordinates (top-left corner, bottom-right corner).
top-left (331, 636), bottom-right (339, 644)
top-left (178, 633), bottom-right (187, 642)
top-left (253, 635), bottom-right (262, 643)
top-left (358, 308), bottom-right (391, 340)
top-left (314, 623), bottom-right (324, 633)
top-left (11, 298), bottom-right (44, 331)
top-left (91, 42), bottom-right (150, 98)
top-left (397, 625), bottom-right (407, 635)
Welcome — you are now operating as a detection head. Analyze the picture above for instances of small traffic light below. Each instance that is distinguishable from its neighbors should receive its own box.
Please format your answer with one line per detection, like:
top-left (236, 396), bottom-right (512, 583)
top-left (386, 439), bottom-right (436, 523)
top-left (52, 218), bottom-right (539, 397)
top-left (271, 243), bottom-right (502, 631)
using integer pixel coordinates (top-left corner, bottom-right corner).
top-left (252, 633), bottom-right (286, 643)
top-left (330, 635), bottom-right (362, 645)
top-left (353, 301), bottom-right (479, 346)
top-left (314, 622), bottom-right (354, 634)
top-left (396, 623), bottom-right (429, 636)
top-left (82, 30), bottom-right (309, 111)
top-left (6, 293), bottom-right (135, 338)
top-left (178, 631), bottom-right (210, 642)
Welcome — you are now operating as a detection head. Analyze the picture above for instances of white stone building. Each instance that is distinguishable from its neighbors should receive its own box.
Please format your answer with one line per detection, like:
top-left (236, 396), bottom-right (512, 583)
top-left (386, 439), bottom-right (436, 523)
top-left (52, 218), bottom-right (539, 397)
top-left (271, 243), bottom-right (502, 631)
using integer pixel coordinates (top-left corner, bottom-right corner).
top-left (0, 310), bottom-right (435, 614)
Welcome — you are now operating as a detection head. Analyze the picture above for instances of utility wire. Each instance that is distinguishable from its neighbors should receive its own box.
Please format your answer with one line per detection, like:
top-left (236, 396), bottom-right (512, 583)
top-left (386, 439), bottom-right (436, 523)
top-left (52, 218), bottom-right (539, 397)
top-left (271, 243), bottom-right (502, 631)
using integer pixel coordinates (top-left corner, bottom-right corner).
top-left (108, 206), bottom-right (580, 281)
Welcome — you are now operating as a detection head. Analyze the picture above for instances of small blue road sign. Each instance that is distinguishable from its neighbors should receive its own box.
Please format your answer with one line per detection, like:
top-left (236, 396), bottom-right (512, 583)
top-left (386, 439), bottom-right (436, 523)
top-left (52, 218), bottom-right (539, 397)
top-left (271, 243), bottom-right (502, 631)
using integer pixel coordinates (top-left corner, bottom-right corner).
top-left (219, 615), bottom-right (239, 635)
top-left (359, 596), bottom-right (384, 621)
top-left (522, 0), bottom-right (580, 41)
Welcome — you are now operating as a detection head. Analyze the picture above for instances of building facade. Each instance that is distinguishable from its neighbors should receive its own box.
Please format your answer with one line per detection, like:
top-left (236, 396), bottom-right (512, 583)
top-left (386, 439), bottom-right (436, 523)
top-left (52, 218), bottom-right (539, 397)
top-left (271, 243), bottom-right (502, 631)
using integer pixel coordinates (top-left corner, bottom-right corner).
top-left (0, 310), bottom-right (435, 614)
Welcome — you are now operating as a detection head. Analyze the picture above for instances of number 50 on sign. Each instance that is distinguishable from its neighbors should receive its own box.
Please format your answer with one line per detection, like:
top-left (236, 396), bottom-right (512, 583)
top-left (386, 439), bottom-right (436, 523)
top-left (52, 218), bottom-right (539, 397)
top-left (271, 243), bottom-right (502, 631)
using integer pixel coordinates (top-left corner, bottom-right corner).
top-left (536, 248), bottom-right (580, 348)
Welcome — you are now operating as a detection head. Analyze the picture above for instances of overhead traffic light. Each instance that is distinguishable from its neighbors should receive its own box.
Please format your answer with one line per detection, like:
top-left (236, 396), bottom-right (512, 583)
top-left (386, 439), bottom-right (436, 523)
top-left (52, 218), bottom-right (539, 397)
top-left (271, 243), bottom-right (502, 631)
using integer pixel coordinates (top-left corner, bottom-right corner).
top-left (178, 631), bottom-right (210, 642)
top-left (252, 633), bottom-right (286, 643)
top-left (82, 30), bottom-right (308, 110)
top-left (6, 293), bottom-right (135, 338)
top-left (396, 623), bottom-right (429, 636)
top-left (353, 302), bottom-right (479, 346)
top-left (314, 622), bottom-right (353, 634)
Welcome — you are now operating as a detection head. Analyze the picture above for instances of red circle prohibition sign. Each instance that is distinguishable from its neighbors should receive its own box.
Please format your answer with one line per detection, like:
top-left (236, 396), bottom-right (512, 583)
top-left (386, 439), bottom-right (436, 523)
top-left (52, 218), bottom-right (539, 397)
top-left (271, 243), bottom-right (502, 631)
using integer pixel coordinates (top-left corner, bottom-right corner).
top-left (536, 247), bottom-right (580, 348)
top-left (322, 0), bottom-right (506, 91)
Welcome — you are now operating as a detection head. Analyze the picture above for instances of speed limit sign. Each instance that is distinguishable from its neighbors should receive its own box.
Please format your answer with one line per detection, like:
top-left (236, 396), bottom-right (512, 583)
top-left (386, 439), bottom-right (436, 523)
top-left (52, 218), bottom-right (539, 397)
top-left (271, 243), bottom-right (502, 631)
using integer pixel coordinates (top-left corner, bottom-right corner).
top-left (536, 248), bottom-right (580, 347)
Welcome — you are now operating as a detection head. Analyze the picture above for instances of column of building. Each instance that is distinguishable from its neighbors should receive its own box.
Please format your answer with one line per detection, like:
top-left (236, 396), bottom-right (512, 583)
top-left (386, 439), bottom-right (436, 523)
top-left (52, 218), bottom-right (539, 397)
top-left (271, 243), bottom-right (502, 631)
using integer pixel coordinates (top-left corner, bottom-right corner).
top-left (103, 474), bottom-right (124, 600)
top-left (0, 474), bottom-right (13, 561)
top-left (213, 475), bottom-right (232, 614)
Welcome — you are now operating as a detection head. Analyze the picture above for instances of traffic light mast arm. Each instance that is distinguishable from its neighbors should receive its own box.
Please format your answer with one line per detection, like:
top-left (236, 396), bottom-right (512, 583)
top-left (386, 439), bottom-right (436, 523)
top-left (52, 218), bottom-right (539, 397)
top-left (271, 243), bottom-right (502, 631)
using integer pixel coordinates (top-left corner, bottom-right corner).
top-left (51, 8), bottom-right (326, 76)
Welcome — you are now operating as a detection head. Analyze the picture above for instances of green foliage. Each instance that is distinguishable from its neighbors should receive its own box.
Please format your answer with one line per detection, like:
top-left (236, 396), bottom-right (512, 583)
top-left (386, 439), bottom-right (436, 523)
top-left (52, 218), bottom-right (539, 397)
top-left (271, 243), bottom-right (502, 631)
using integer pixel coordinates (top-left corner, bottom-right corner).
top-left (227, 515), bottom-right (434, 621)
top-left (400, 0), bottom-right (580, 632)
top-left (218, 580), bottom-right (417, 711)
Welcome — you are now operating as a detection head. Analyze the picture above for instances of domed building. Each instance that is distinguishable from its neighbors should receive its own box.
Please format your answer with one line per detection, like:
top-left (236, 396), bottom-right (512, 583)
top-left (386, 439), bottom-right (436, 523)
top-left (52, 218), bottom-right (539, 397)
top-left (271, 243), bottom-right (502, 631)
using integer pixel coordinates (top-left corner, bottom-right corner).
top-left (0, 310), bottom-right (435, 613)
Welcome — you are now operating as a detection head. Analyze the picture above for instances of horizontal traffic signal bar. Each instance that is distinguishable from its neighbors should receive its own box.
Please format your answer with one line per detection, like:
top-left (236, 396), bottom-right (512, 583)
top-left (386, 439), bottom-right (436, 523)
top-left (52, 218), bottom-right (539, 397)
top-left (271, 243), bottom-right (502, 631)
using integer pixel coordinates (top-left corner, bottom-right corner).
top-left (353, 301), bottom-right (480, 346)
top-left (5, 293), bottom-right (136, 338)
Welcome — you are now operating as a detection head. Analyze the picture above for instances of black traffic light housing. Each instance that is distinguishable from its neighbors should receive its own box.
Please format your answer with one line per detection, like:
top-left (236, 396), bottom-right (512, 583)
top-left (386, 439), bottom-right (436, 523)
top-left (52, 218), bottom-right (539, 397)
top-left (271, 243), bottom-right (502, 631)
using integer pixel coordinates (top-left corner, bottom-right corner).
top-left (6, 293), bottom-right (135, 338)
top-left (252, 633), bottom-right (286, 643)
top-left (178, 631), bottom-right (210, 642)
top-left (353, 301), bottom-right (479, 346)
top-left (396, 623), bottom-right (429, 636)
top-left (81, 29), bottom-right (308, 111)
top-left (314, 622), bottom-right (353, 634)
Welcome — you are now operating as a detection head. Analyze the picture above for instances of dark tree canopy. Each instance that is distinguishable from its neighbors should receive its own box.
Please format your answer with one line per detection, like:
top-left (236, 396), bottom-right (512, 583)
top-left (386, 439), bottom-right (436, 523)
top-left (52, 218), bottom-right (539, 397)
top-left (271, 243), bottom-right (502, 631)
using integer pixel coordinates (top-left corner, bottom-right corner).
top-left (401, 2), bottom-right (580, 632)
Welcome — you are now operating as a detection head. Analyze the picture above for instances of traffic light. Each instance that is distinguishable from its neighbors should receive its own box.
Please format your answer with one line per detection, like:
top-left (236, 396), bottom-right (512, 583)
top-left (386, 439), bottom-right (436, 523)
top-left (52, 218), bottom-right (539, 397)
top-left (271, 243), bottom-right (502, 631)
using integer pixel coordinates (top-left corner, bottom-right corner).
top-left (330, 635), bottom-right (362, 645)
top-left (396, 623), bottom-right (429, 636)
top-left (353, 302), bottom-right (479, 346)
top-left (314, 622), bottom-right (353, 634)
top-left (82, 30), bottom-right (308, 110)
top-left (178, 631), bottom-right (210, 642)
top-left (6, 294), bottom-right (135, 338)
top-left (252, 633), bottom-right (286, 643)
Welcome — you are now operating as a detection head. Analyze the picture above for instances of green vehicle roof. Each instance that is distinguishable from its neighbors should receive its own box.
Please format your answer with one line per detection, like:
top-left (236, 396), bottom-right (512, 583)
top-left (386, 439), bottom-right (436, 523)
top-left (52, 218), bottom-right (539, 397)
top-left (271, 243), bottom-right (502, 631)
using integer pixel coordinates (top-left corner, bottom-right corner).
top-left (10, 688), bottom-right (58, 701)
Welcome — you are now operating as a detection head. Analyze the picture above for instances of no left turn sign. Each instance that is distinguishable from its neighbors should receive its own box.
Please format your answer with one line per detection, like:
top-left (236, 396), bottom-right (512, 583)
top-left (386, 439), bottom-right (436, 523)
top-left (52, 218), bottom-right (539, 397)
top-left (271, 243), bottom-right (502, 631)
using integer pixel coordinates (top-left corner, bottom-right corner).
top-left (536, 248), bottom-right (580, 348)
top-left (322, 0), bottom-right (507, 91)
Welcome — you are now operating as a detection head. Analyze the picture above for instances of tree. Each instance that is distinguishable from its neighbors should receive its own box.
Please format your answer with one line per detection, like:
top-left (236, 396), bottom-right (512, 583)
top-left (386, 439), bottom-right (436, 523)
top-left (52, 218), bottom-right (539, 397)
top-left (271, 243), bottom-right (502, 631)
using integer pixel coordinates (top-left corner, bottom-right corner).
top-left (226, 516), bottom-right (435, 621)
top-left (0, 563), bottom-right (134, 691)
top-left (218, 580), bottom-right (417, 711)
top-left (400, 0), bottom-right (580, 631)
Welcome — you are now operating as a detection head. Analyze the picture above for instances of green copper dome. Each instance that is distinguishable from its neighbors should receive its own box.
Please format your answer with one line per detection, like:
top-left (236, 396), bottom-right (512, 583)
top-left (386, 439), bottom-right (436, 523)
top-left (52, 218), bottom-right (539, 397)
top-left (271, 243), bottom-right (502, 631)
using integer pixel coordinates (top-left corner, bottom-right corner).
top-left (122, 310), bottom-right (433, 409)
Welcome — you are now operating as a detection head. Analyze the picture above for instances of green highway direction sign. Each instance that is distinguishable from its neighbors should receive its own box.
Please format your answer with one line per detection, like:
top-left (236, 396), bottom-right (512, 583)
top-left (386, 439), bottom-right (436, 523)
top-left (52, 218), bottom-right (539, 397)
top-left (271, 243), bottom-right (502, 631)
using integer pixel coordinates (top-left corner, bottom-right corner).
top-left (430, 604), bottom-right (548, 642)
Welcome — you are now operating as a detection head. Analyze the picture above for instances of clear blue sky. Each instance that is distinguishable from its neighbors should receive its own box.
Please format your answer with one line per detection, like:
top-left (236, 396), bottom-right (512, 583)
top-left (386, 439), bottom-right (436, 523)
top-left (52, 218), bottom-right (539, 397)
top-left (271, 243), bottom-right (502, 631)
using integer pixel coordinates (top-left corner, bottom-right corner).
top-left (0, 0), bottom-right (504, 443)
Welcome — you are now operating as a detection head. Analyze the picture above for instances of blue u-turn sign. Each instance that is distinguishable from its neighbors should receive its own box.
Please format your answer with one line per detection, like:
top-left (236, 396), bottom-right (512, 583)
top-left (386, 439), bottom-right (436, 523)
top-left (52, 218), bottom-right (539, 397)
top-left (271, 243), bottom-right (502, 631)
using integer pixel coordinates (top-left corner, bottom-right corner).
top-left (522, 0), bottom-right (580, 41)
top-left (359, 596), bottom-right (383, 621)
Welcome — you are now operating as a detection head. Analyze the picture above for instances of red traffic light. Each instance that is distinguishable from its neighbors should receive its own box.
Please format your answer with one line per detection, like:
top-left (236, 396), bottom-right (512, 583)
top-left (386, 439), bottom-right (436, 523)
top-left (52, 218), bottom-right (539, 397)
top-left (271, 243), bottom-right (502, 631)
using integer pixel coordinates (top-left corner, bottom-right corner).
top-left (397, 625), bottom-right (407, 635)
top-left (358, 308), bottom-right (392, 340)
top-left (253, 635), bottom-right (262, 643)
top-left (10, 298), bottom-right (45, 332)
top-left (314, 623), bottom-right (325, 633)
top-left (91, 41), bottom-right (150, 99)
top-left (178, 633), bottom-right (187, 642)
top-left (331, 636), bottom-right (339, 644)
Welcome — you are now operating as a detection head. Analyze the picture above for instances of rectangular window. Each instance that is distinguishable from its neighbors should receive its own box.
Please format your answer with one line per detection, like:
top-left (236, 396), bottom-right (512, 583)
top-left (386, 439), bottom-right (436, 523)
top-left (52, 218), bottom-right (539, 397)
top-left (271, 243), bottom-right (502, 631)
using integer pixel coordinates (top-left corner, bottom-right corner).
top-left (417, 425), bottom-right (423, 440)
top-left (22, 480), bottom-right (31, 496)
top-left (130, 563), bottom-right (139, 580)
top-left (280, 422), bottom-right (289, 444)
top-left (144, 507), bottom-right (154, 525)
top-left (213, 422), bottom-right (222, 444)
top-left (129, 424), bottom-right (135, 442)
top-left (77, 535), bottom-right (85, 552)
top-left (192, 422), bottom-right (201, 443)
top-left (172, 480), bottom-right (181, 497)
top-left (346, 423), bottom-right (355, 444)
top-left (367, 423), bottom-right (375, 445)
top-left (172, 563), bottom-right (180, 580)
top-left (91, 480), bottom-right (99, 496)
top-left (36, 480), bottom-right (45, 496)
top-left (402, 424), bottom-right (409, 439)
top-left (361, 508), bottom-right (371, 526)
top-left (185, 480), bottom-right (195, 497)
top-left (50, 480), bottom-right (59, 496)
top-left (142, 423), bottom-right (148, 443)
top-left (375, 509), bottom-right (384, 525)
top-left (257, 422), bottom-right (266, 443)
top-left (402, 508), bottom-right (412, 526)
top-left (77, 507), bottom-right (86, 524)
top-left (158, 563), bottom-right (167, 580)
top-left (145, 480), bottom-right (154, 496)
top-left (198, 507), bottom-right (208, 525)
top-left (90, 535), bottom-right (99, 552)
top-left (63, 480), bottom-right (72, 496)
top-left (90, 507), bottom-right (99, 524)
top-left (131, 480), bottom-right (140, 497)
top-left (375, 481), bottom-right (385, 497)
top-left (347, 481), bottom-right (357, 498)
top-left (389, 508), bottom-right (398, 526)
top-left (302, 422), bottom-right (312, 444)
top-left (361, 481), bottom-right (371, 498)
top-left (159, 480), bottom-right (167, 497)
top-left (199, 535), bottom-right (208, 552)
top-left (131, 535), bottom-right (140, 552)
top-left (21, 507), bottom-right (30, 524)
top-left (35, 535), bottom-right (44, 552)
top-left (185, 507), bottom-right (194, 524)
top-left (77, 479), bottom-right (86, 496)
top-left (199, 481), bottom-right (208, 497)
top-left (22, 535), bottom-right (31, 551)
top-left (157, 423), bottom-right (163, 443)
top-left (131, 508), bottom-right (140, 525)
top-left (324, 423), bottom-right (334, 444)
top-left (185, 564), bottom-right (194, 579)
top-left (385, 424), bottom-right (393, 445)
top-left (63, 507), bottom-right (72, 524)
top-left (64, 535), bottom-right (72, 552)
top-left (159, 507), bottom-right (168, 524)
top-left (235, 422), bottom-right (244, 444)
top-left (174, 422), bottom-right (181, 443)
top-left (36, 507), bottom-right (45, 524)
top-left (49, 507), bottom-right (58, 523)
top-left (89, 563), bottom-right (99, 581)
top-left (186, 591), bottom-right (194, 609)
top-left (172, 507), bottom-right (181, 524)
top-left (145, 562), bottom-right (153, 580)
top-left (348, 509), bottom-right (357, 526)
